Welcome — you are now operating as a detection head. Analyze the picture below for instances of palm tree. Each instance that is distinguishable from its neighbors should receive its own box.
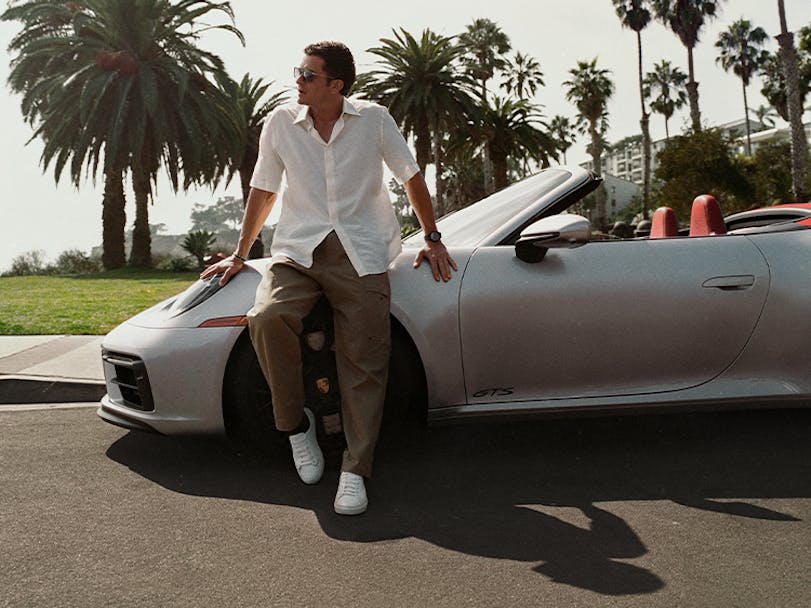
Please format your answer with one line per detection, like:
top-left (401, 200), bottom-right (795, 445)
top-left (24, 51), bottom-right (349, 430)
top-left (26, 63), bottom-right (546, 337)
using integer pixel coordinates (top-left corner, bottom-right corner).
top-left (548, 115), bottom-right (576, 164)
top-left (458, 18), bottom-right (512, 194)
top-left (3, 0), bottom-right (243, 268)
top-left (478, 97), bottom-right (555, 190)
top-left (182, 229), bottom-right (217, 270)
top-left (458, 18), bottom-right (511, 100)
top-left (361, 28), bottom-right (476, 214)
top-left (440, 146), bottom-right (486, 213)
top-left (500, 51), bottom-right (544, 99)
top-left (760, 34), bottom-right (810, 123)
top-left (643, 60), bottom-right (688, 140)
top-left (715, 19), bottom-right (768, 155)
top-left (4, 0), bottom-right (126, 268)
top-left (564, 58), bottom-right (614, 230)
top-left (653, 0), bottom-right (725, 131)
top-left (776, 0), bottom-right (808, 201)
top-left (751, 104), bottom-right (778, 128)
top-left (613, 0), bottom-right (653, 218)
top-left (221, 74), bottom-right (288, 206)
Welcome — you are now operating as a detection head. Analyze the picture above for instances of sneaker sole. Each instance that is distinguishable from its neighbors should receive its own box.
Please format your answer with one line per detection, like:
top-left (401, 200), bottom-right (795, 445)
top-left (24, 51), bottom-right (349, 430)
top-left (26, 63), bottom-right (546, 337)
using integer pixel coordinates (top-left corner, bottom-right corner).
top-left (334, 500), bottom-right (368, 516)
top-left (299, 470), bottom-right (323, 484)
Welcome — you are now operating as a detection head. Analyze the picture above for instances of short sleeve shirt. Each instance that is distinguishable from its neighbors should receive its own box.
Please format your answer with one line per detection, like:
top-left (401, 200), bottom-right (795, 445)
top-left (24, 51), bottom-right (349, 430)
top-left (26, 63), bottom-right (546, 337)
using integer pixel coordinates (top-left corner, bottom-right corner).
top-left (250, 97), bottom-right (420, 276)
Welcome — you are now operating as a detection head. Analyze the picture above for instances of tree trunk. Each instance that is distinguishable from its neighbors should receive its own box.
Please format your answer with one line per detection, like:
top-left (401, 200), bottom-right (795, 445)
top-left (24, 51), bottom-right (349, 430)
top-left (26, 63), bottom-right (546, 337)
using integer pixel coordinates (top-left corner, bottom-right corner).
top-left (238, 145), bottom-right (258, 207)
top-left (101, 169), bottom-right (126, 270)
top-left (636, 31), bottom-right (651, 220)
top-left (664, 116), bottom-right (670, 141)
top-left (686, 45), bottom-right (701, 131)
top-left (432, 116), bottom-right (444, 216)
top-left (492, 149), bottom-right (508, 191)
top-left (640, 114), bottom-right (651, 219)
top-left (129, 169), bottom-right (152, 267)
top-left (239, 167), bottom-right (252, 208)
top-left (241, 152), bottom-right (266, 259)
top-left (742, 80), bottom-right (752, 155)
top-left (776, 11), bottom-right (809, 201)
top-left (480, 81), bottom-right (494, 195)
top-left (589, 119), bottom-right (606, 230)
top-left (415, 124), bottom-right (431, 175)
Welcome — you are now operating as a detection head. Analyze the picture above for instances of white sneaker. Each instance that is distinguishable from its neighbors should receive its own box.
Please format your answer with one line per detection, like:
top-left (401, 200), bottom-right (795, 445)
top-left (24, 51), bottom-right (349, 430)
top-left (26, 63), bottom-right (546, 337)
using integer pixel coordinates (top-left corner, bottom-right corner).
top-left (334, 472), bottom-right (368, 515)
top-left (288, 408), bottom-right (323, 485)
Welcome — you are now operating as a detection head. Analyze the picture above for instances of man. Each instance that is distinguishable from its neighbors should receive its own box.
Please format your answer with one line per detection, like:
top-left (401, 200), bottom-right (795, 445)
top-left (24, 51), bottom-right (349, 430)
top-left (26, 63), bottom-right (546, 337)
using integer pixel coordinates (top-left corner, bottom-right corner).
top-left (202, 41), bottom-right (455, 515)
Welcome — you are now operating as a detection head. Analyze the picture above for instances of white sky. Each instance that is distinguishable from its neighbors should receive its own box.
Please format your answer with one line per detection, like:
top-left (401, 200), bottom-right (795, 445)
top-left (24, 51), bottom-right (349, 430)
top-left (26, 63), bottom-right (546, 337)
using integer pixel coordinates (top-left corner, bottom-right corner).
top-left (1, 0), bottom-right (810, 272)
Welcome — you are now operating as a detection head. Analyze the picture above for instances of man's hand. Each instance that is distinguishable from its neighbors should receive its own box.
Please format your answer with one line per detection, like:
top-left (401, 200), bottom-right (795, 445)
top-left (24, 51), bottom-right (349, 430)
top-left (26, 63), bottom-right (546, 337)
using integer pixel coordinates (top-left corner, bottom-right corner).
top-left (200, 255), bottom-right (245, 286)
top-left (413, 241), bottom-right (457, 282)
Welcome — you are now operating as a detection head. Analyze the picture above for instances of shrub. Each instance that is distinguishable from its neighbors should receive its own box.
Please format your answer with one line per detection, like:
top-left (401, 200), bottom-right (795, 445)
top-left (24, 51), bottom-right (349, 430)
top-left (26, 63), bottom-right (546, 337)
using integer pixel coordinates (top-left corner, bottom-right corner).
top-left (156, 255), bottom-right (194, 272)
top-left (181, 229), bottom-right (217, 270)
top-left (52, 249), bottom-right (101, 274)
top-left (4, 250), bottom-right (47, 276)
top-left (654, 128), bottom-right (754, 220)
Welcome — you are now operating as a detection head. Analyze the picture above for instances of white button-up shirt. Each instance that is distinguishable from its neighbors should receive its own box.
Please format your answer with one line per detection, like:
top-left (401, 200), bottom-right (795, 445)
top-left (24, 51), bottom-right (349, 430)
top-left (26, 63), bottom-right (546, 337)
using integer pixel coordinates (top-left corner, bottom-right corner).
top-left (250, 97), bottom-right (420, 276)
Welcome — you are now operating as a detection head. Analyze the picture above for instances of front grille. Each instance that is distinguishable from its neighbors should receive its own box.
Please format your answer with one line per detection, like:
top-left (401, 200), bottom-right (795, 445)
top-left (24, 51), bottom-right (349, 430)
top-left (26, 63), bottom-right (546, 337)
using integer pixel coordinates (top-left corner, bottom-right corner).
top-left (102, 351), bottom-right (155, 412)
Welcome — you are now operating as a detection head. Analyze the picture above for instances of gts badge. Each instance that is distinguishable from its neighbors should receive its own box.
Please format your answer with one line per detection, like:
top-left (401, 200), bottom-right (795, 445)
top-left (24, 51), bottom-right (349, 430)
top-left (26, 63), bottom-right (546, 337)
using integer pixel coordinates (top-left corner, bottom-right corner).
top-left (473, 387), bottom-right (514, 399)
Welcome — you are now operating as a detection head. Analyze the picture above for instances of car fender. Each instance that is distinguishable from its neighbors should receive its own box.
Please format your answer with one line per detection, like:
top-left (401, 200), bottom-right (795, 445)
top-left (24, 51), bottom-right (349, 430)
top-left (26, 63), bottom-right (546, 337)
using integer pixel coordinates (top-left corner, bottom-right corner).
top-left (389, 248), bottom-right (474, 408)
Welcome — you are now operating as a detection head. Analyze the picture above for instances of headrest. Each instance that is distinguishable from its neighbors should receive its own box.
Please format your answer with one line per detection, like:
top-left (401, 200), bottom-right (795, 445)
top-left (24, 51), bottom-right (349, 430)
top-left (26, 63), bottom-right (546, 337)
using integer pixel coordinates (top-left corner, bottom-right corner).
top-left (689, 195), bottom-right (726, 236)
top-left (649, 206), bottom-right (678, 238)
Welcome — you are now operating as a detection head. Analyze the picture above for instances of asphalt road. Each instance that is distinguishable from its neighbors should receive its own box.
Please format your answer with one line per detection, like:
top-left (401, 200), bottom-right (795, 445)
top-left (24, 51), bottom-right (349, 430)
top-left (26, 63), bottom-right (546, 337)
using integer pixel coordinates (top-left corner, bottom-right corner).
top-left (2, 404), bottom-right (810, 607)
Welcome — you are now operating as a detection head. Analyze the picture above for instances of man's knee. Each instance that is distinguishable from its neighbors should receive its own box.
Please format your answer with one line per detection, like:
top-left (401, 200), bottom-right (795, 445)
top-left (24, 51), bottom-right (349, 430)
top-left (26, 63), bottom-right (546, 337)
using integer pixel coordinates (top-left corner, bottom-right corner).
top-left (248, 300), bottom-right (303, 337)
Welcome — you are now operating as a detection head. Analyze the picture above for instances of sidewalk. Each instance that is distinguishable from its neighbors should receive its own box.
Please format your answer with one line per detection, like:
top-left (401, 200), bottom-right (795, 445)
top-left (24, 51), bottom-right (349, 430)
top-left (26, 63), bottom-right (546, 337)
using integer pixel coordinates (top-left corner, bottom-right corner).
top-left (0, 335), bottom-right (106, 404)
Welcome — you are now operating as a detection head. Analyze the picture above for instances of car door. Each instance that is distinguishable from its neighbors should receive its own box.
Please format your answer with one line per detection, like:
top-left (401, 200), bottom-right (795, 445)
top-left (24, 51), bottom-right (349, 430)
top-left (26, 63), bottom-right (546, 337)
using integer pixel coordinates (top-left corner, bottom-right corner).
top-left (458, 234), bottom-right (770, 403)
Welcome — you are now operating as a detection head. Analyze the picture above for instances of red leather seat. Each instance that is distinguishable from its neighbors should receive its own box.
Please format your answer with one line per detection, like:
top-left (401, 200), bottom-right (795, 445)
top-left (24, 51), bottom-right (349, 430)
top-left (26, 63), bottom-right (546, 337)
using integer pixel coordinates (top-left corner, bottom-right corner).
top-left (689, 195), bottom-right (727, 236)
top-left (649, 206), bottom-right (679, 238)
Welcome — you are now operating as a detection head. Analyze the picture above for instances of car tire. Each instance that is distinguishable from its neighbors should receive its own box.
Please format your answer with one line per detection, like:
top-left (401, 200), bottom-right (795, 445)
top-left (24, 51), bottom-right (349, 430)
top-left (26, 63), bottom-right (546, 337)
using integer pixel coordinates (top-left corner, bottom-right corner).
top-left (382, 323), bottom-right (427, 431)
top-left (222, 329), bottom-right (287, 455)
top-left (223, 321), bottom-right (427, 454)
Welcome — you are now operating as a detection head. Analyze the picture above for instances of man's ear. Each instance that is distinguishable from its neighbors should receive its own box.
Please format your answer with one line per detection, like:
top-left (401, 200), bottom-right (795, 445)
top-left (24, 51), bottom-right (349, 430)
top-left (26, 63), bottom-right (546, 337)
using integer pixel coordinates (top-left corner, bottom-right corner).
top-left (330, 78), bottom-right (345, 95)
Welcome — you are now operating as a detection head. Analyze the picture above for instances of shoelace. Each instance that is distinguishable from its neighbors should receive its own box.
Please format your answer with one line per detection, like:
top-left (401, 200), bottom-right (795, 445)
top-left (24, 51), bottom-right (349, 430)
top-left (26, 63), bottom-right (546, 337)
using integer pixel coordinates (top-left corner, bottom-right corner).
top-left (291, 435), bottom-right (318, 466)
top-left (339, 475), bottom-right (362, 497)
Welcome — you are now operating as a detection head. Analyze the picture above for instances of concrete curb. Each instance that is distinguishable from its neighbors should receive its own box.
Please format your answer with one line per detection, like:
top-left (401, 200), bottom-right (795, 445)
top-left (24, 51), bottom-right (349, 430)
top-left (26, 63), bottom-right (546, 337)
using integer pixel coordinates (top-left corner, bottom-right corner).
top-left (0, 375), bottom-right (106, 405)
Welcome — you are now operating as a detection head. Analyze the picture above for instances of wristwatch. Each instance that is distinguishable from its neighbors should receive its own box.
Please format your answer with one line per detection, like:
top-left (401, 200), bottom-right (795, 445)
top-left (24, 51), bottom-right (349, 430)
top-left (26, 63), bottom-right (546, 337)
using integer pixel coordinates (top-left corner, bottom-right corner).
top-left (424, 230), bottom-right (442, 243)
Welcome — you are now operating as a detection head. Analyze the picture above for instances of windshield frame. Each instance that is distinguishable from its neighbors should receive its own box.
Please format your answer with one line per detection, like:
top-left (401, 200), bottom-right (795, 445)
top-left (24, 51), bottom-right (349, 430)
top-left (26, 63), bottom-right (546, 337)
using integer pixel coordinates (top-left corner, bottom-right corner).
top-left (402, 166), bottom-right (596, 249)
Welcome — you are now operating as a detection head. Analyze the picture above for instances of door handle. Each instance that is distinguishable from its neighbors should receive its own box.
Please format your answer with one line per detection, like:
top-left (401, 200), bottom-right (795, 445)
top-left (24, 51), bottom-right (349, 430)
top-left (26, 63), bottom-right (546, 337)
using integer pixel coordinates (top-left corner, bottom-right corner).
top-left (702, 275), bottom-right (755, 290)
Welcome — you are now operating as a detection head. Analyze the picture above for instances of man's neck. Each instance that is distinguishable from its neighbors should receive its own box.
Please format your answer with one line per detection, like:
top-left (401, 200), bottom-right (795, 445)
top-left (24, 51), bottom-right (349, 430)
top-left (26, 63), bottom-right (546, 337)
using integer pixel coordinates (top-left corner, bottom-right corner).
top-left (308, 98), bottom-right (344, 123)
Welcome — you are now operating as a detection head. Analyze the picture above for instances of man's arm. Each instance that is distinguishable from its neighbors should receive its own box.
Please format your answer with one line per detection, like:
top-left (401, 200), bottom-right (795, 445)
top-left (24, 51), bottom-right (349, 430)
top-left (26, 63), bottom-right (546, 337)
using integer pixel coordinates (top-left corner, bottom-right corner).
top-left (404, 173), bottom-right (457, 282)
top-left (200, 187), bottom-right (278, 285)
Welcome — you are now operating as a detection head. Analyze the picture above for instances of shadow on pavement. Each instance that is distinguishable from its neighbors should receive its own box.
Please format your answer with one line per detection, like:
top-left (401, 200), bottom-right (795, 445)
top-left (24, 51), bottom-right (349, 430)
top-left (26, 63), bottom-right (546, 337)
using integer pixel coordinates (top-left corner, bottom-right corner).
top-left (105, 408), bottom-right (811, 596)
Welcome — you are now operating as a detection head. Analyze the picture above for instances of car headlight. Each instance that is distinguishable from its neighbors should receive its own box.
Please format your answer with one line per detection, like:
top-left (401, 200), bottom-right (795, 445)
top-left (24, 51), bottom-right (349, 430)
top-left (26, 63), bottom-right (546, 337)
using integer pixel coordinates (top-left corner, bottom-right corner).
top-left (168, 273), bottom-right (224, 317)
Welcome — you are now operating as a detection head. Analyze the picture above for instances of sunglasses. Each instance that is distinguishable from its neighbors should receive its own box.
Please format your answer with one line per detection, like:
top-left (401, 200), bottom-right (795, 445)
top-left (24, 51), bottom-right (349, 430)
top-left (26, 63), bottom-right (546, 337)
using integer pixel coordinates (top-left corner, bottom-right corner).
top-left (294, 67), bottom-right (335, 83)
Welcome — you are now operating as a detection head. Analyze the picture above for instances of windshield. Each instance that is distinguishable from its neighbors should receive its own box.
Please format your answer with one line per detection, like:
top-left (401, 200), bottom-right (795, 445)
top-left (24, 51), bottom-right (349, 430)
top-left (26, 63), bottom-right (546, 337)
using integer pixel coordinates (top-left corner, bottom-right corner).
top-left (403, 168), bottom-right (572, 248)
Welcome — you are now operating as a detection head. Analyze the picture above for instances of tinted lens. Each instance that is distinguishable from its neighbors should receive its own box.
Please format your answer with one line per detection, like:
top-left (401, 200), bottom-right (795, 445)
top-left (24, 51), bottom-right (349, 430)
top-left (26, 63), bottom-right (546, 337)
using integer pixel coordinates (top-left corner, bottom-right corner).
top-left (294, 67), bottom-right (315, 82)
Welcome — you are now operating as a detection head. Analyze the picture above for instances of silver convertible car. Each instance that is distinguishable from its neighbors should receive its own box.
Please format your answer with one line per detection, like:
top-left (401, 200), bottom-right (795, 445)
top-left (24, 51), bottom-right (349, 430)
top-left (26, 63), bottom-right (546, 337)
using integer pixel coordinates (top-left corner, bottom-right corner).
top-left (98, 165), bottom-right (811, 445)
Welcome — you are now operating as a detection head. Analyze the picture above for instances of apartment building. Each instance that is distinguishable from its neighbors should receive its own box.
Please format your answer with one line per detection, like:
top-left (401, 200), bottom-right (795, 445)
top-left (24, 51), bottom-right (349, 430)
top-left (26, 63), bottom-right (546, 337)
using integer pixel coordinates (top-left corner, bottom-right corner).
top-left (581, 117), bottom-right (810, 187)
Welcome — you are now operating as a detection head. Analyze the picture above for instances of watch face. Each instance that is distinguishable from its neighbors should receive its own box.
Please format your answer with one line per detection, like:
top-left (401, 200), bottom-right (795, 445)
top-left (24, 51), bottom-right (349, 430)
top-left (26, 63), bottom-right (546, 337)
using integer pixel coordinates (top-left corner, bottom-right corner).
top-left (426, 231), bottom-right (442, 242)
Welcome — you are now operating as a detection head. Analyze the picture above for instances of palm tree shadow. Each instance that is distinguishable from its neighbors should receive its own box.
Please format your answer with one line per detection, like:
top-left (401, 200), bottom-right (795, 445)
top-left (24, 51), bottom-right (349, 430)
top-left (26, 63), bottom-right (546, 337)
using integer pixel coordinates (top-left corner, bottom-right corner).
top-left (105, 408), bottom-right (811, 596)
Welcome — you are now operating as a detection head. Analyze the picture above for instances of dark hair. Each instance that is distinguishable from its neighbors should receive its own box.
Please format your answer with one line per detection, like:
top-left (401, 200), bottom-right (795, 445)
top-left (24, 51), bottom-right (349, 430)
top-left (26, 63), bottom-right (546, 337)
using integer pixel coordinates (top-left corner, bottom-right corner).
top-left (304, 41), bottom-right (355, 96)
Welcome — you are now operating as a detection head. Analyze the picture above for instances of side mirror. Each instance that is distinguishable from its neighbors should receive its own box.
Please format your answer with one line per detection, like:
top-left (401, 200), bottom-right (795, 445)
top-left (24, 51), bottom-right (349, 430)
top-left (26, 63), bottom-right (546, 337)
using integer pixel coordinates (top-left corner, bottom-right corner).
top-left (515, 214), bottom-right (591, 263)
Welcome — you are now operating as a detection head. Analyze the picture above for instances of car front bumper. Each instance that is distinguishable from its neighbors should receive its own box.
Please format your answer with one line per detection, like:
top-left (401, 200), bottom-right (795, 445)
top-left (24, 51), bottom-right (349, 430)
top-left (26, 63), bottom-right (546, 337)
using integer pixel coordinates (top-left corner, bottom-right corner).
top-left (97, 321), bottom-right (244, 435)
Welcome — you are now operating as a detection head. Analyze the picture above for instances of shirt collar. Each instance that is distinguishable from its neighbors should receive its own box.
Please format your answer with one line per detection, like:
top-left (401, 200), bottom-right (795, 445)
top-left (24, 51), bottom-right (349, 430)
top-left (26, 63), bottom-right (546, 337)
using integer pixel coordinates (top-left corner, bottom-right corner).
top-left (341, 97), bottom-right (361, 117)
top-left (294, 97), bottom-right (361, 128)
top-left (294, 105), bottom-right (310, 126)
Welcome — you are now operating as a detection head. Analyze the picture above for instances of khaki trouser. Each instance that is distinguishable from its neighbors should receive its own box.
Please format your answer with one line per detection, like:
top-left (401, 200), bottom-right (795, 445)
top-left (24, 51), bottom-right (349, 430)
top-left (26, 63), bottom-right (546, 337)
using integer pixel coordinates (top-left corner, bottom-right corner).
top-left (247, 232), bottom-right (391, 478)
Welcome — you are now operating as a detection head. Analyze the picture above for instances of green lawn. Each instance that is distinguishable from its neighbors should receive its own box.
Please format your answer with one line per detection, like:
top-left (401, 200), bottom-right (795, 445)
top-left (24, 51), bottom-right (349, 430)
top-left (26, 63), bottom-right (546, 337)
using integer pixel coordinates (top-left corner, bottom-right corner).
top-left (0, 268), bottom-right (200, 335)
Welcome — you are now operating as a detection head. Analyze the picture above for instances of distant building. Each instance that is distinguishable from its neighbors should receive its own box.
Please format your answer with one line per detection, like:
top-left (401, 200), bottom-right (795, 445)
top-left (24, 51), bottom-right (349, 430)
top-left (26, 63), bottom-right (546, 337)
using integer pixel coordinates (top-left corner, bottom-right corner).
top-left (580, 117), bottom-right (810, 186)
top-left (729, 121), bottom-right (811, 156)
top-left (565, 173), bottom-right (641, 221)
top-left (603, 174), bottom-right (641, 215)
